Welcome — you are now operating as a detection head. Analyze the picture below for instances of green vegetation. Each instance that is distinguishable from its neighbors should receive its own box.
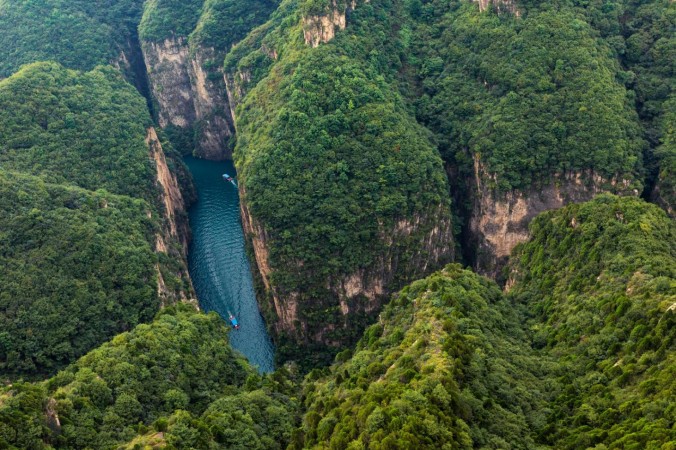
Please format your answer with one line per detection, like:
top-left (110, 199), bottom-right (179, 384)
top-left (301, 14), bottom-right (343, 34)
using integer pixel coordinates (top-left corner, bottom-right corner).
top-left (0, 0), bottom-right (674, 448)
top-left (298, 196), bottom-right (675, 448)
top-left (0, 171), bottom-right (158, 378)
top-left (139, 0), bottom-right (204, 42)
top-left (0, 62), bottom-right (154, 200)
top-left (411, 1), bottom-right (644, 192)
top-left (0, 195), bottom-right (673, 448)
top-left (190, 0), bottom-right (279, 52)
top-left (123, 389), bottom-right (298, 449)
top-left (297, 265), bottom-right (547, 449)
top-left (655, 95), bottom-right (675, 214)
top-left (0, 62), bottom-right (193, 378)
top-left (0, 0), bottom-right (144, 78)
top-left (0, 305), bottom-right (299, 449)
top-left (510, 195), bottom-right (676, 448)
top-left (229, 0), bottom-right (453, 365)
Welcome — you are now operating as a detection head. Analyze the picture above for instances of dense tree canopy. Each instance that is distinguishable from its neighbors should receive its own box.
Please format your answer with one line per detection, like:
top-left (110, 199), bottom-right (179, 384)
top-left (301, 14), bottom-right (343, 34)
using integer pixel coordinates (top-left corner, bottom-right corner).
top-left (0, 171), bottom-right (158, 377)
top-left (411, 1), bottom-right (645, 191)
top-left (0, 0), bottom-right (144, 77)
top-left (297, 265), bottom-right (548, 449)
top-left (0, 62), bottom-right (190, 378)
top-left (0, 306), bottom-right (299, 450)
top-left (139, 0), bottom-right (204, 42)
top-left (0, 0), bottom-right (674, 448)
top-left (0, 62), bottom-right (154, 200)
top-left (510, 195), bottom-right (676, 448)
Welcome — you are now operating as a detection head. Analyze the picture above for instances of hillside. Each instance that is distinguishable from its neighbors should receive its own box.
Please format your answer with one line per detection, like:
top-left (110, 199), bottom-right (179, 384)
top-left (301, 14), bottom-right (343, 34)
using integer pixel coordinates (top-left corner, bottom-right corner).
top-left (297, 265), bottom-right (548, 449)
top-left (0, 62), bottom-right (193, 378)
top-left (298, 196), bottom-right (675, 449)
top-left (0, 0), bottom-right (673, 447)
top-left (0, 305), bottom-right (299, 449)
top-left (509, 195), bottom-right (676, 448)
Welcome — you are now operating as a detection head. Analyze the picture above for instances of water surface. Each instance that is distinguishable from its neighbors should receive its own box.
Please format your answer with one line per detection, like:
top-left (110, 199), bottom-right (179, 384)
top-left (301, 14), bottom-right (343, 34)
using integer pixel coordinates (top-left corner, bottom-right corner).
top-left (185, 156), bottom-right (274, 373)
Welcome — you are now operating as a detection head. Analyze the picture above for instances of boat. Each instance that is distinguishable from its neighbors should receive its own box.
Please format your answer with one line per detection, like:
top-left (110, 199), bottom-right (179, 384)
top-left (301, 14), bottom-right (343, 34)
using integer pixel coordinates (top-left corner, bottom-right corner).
top-left (228, 311), bottom-right (240, 330)
top-left (222, 173), bottom-right (238, 187)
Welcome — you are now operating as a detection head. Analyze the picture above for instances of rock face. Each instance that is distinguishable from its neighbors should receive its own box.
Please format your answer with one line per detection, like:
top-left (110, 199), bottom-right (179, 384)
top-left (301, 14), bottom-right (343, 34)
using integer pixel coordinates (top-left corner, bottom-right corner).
top-left (147, 127), bottom-right (189, 250)
top-left (469, 158), bottom-right (637, 280)
top-left (303, 9), bottom-right (347, 47)
top-left (240, 186), bottom-right (454, 348)
top-left (142, 38), bottom-right (234, 159)
top-left (143, 38), bottom-right (195, 129)
top-left (473, 0), bottom-right (521, 16)
top-left (146, 127), bottom-right (195, 303)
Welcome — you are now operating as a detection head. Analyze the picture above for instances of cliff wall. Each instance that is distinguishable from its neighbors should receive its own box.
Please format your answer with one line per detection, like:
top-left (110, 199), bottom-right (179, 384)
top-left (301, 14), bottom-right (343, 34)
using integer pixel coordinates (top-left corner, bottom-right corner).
top-left (142, 38), bottom-right (234, 159)
top-left (146, 127), bottom-right (196, 304)
top-left (469, 158), bottom-right (638, 280)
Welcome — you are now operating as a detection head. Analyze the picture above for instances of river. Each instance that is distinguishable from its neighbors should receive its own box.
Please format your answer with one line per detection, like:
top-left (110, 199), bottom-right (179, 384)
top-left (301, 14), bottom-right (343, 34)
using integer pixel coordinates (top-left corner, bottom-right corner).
top-left (184, 156), bottom-right (275, 373)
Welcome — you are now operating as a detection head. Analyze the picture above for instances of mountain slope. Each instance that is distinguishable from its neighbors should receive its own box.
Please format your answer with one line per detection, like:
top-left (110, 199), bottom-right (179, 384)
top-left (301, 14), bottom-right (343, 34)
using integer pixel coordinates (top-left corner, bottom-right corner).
top-left (297, 265), bottom-right (549, 449)
top-left (509, 195), bottom-right (676, 448)
top-left (0, 62), bottom-right (193, 377)
top-left (0, 305), bottom-right (299, 449)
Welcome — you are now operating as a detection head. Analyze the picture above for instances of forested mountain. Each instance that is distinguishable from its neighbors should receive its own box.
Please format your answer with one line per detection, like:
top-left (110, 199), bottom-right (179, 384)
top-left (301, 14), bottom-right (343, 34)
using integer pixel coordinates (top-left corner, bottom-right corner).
top-left (0, 62), bottom-right (193, 377)
top-left (509, 195), bottom-right (675, 448)
top-left (0, 305), bottom-right (299, 449)
top-left (0, 0), bottom-right (673, 448)
top-left (298, 196), bottom-right (674, 449)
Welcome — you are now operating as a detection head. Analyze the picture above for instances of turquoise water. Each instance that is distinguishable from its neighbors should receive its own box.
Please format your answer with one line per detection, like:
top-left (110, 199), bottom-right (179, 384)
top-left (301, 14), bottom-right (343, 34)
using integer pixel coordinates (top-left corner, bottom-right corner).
top-left (184, 156), bottom-right (275, 373)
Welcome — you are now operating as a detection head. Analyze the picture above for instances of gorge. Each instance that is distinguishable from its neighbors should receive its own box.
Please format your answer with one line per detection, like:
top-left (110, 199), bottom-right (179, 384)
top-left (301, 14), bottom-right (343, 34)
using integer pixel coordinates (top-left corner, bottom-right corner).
top-left (0, 0), bottom-right (673, 448)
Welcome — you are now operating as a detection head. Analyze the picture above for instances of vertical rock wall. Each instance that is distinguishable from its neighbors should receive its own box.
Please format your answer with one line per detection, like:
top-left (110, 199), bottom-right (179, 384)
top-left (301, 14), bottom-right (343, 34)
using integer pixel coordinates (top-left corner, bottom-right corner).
top-left (469, 157), bottom-right (638, 281)
top-left (142, 38), bottom-right (234, 160)
top-left (146, 127), bottom-right (196, 304)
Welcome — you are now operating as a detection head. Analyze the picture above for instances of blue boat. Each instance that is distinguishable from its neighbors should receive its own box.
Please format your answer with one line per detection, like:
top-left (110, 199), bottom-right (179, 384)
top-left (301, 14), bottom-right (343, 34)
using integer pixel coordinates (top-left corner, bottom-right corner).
top-left (228, 311), bottom-right (240, 330)
top-left (222, 173), bottom-right (238, 188)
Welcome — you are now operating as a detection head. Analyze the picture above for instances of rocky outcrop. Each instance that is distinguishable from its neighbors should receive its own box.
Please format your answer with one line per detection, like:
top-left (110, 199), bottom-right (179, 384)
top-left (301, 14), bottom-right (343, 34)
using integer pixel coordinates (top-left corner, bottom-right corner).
top-left (147, 127), bottom-right (189, 251)
top-left (189, 47), bottom-right (236, 159)
top-left (224, 69), bottom-right (252, 121)
top-left (303, 9), bottom-right (347, 47)
top-left (469, 158), bottom-right (638, 281)
top-left (473, 0), bottom-right (521, 16)
top-left (328, 209), bottom-right (454, 318)
top-left (239, 184), bottom-right (301, 334)
top-left (143, 37), bottom-right (195, 129)
top-left (241, 184), bottom-right (454, 347)
top-left (146, 127), bottom-right (195, 304)
top-left (142, 38), bottom-right (234, 159)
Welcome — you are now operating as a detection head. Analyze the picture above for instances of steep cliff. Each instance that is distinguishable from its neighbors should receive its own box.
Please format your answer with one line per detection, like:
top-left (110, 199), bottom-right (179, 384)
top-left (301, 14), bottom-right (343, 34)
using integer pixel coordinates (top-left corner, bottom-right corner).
top-left (469, 165), bottom-right (638, 280)
top-left (226, 1), bottom-right (456, 367)
top-left (141, 37), bottom-right (235, 159)
top-left (147, 127), bottom-right (197, 304)
top-left (143, 37), bottom-right (196, 130)
top-left (409, 1), bottom-right (645, 279)
top-left (302, 7), bottom-right (347, 47)
top-left (139, 0), bottom-right (276, 159)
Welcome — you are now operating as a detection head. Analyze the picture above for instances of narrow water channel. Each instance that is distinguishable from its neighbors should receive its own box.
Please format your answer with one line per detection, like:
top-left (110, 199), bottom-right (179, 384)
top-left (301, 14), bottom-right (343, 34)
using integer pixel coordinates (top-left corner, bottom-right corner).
top-left (184, 156), bottom-right (274, 373)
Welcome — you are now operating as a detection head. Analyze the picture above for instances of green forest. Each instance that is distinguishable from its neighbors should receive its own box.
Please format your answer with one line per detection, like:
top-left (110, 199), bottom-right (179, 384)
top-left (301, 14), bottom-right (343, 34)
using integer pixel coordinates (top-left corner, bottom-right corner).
top-left (0, 0), bottom-right (674, 448)
top-left (0, 62), bottom-right (191, 378)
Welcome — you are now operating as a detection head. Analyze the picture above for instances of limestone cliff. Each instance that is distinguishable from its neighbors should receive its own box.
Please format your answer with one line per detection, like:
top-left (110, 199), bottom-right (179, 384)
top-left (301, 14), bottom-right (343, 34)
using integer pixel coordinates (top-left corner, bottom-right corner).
top-left (240, 182), bottom-right (454, 350)
top-left (189, 47), bottom-right (236, 159)
top-left (142, 38), bottom-right (234, 159)
top-left (303, 8), bottom-right (347, 47)
top-left (473, 0), bottom-right (520, 16)
top-left (146, 127), bottom-right (196, 304)
top-left (469, 158), bottom-right (638, 281)
top-left (143, 37), bottom-right (195, 129)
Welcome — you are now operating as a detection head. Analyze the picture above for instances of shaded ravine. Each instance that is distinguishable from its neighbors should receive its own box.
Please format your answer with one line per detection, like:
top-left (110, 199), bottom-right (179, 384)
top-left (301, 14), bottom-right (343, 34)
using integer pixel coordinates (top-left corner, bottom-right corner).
top-left (184, 156), bottom-right (274, 372)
